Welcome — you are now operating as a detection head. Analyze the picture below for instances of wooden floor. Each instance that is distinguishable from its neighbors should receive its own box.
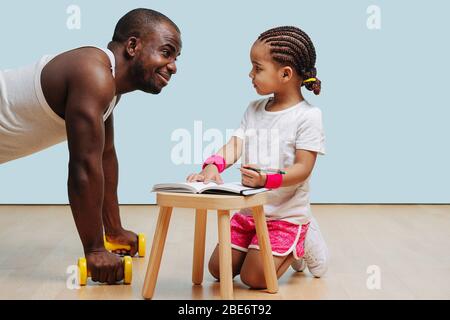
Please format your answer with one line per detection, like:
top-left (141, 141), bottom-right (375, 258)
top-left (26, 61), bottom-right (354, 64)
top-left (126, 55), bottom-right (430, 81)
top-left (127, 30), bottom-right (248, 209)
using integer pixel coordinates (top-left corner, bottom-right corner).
top-left (0, 204), bottom-right (448, 300)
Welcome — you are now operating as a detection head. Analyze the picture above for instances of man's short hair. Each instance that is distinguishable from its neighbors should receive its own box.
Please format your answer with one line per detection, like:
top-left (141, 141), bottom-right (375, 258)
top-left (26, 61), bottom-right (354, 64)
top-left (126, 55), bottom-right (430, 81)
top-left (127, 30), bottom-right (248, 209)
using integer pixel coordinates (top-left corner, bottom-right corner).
top-left (112, 8), bottom-right (180, 42)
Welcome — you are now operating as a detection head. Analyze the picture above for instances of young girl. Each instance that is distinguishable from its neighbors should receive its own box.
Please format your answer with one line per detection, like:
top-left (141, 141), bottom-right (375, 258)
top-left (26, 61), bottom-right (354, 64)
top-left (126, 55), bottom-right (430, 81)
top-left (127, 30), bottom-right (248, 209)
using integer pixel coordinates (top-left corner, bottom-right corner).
top-left (187, 26), bottom-right (328, 288)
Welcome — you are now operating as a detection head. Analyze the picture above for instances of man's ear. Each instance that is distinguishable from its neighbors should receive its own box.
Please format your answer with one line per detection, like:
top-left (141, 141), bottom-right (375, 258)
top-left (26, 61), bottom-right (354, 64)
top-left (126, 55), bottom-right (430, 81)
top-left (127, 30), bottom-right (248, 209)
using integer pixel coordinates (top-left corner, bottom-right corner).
top-left (280, 66), bottom-right (293, 82)
top-left (125, 37), bottom-right (141, 58)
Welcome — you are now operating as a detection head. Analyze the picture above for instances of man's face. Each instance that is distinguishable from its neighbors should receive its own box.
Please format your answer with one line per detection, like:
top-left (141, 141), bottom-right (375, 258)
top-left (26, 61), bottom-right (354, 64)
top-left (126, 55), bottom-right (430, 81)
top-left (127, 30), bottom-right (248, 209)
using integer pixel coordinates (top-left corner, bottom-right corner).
top-left (131, 22), bottom-right (182, 94)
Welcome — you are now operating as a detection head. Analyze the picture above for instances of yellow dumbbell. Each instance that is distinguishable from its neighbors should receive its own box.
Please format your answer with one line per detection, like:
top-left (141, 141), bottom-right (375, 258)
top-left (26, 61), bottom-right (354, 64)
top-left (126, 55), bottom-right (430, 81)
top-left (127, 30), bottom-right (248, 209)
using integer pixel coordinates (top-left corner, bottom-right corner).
top-left (103, 233), bottom-right (146, 257)
top-left (77, 256), bottom-right (132, 286)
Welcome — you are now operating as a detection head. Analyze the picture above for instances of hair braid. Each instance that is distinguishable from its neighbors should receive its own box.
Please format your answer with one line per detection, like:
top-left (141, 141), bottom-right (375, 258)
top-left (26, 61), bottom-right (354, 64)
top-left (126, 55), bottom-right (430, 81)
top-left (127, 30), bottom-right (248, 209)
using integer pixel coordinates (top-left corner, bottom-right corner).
top-left (258, 26), bottom-right (321, 95)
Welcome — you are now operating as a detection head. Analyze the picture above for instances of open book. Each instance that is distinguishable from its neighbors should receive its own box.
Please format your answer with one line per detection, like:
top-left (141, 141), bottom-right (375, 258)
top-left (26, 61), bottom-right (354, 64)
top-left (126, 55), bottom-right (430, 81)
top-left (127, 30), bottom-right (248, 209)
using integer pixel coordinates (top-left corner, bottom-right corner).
top-left (151, 181), bottom-right (269, 196)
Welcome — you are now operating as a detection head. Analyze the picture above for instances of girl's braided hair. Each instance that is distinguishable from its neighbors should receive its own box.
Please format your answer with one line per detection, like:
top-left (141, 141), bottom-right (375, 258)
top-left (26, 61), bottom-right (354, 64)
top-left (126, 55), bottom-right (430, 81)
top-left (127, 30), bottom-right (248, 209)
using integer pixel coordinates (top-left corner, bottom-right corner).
top-left (258, 26), bottom-right (321, 95)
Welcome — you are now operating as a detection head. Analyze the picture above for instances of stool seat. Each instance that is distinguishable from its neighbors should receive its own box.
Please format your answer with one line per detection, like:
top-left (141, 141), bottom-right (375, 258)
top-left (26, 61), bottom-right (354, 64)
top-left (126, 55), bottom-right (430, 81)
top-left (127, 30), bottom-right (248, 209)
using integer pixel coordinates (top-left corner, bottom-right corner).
top-left (142, 191), bottom-right (278, 300)
top-left (156, 191), bottom-right (269, 210)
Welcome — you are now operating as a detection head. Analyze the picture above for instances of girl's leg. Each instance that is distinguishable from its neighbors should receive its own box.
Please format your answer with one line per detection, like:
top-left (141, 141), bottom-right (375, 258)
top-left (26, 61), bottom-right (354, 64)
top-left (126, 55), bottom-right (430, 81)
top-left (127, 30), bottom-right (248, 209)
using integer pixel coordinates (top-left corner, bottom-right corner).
top-left (208, 244), bottom-right (247, 280)
top-left (240, 249), bottom-right (295, 289)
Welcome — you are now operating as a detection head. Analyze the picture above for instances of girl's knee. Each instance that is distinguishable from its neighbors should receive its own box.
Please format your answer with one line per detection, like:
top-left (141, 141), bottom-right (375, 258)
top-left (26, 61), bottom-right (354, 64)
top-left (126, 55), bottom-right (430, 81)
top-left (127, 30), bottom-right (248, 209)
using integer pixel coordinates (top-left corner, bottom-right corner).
top-left (240, 270), bottom-right (267, 290)
top-left (208, 258), bottom-right (220, 280)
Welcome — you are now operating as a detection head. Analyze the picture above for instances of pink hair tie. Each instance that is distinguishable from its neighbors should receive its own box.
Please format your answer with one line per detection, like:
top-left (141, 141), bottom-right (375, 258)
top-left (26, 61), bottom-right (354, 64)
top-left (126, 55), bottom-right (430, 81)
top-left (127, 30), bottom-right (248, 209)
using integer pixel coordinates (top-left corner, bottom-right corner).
top-left (202, 155), bottom-right (226, 173)
top-left (264, 173), bottom-right (283, 189)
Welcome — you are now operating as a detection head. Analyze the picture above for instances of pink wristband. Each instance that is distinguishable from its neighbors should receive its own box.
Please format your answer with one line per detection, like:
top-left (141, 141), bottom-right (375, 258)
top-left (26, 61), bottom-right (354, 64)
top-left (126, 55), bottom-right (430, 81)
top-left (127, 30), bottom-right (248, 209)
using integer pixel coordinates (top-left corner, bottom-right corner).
top-left (202, 155), bottom-right (226, 173)
top-left (264, 173), bottom-right (283, 189)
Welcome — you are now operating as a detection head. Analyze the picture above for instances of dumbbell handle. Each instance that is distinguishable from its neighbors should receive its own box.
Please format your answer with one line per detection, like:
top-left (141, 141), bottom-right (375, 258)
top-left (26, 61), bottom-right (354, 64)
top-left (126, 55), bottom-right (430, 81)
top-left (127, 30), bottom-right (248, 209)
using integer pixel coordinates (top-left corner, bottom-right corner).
top-left (78, 256), bottom-right (132, 285)
top-left (104, 236), bottom-right (131, 251)
top-left (103, 233), bottom-right (146, 257)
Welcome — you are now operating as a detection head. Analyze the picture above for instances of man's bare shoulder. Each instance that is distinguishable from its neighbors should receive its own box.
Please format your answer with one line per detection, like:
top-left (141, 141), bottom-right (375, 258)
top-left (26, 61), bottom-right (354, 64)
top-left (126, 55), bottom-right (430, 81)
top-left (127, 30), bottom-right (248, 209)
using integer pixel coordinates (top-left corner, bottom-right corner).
top-left (55, 47), bottom-right (115, 100)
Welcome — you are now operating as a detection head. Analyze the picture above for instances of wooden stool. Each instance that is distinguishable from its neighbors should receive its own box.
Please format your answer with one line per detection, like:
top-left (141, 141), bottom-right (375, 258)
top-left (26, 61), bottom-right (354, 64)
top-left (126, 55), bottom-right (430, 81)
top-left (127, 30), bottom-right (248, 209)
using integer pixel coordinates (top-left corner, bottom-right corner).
top-left (142, 192), bottom-right (278, 300)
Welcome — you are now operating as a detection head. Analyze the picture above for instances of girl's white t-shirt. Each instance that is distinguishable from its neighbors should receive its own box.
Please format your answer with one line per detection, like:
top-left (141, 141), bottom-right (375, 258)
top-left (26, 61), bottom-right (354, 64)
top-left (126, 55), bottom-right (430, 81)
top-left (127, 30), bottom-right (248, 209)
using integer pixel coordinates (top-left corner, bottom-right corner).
top-left (233, 97), bottom-right (326, 225)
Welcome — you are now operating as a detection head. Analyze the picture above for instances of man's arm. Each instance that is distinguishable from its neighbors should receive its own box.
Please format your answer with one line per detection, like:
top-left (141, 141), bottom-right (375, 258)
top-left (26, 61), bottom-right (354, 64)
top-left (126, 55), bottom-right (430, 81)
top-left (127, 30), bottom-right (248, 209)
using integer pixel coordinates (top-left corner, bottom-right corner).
top-left (65, 81), bottom-right (112, 253)
top-left (102, 114), bottom-right (122, 234)
top-left (65, 64), bottom-right (126, 284)
top-left (101, 113), bottom-right (138, 255)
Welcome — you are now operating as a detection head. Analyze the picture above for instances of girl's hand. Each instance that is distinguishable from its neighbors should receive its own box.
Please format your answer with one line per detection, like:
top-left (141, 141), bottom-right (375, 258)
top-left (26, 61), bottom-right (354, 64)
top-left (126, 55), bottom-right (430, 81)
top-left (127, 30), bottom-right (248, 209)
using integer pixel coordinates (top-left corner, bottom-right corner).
top-left (240, 164), bottom-right (267, 188)
top-left (186, 164), bottom-right (224, 184)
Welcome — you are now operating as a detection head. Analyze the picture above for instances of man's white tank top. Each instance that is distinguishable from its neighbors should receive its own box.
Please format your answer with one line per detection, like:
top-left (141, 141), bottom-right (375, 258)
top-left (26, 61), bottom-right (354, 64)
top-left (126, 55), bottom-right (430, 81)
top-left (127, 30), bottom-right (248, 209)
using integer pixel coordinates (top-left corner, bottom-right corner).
top-left (0, 47), bottom-right (117, 164)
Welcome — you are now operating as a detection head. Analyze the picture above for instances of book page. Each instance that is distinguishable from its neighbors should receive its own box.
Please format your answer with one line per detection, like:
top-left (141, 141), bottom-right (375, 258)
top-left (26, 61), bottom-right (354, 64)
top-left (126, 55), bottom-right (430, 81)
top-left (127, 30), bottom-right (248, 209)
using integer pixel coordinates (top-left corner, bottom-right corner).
top-left (187, 181), bottom-right (220, 193)
top-left (152, 181), bottom-right (268, 195)
top-left (202, 182), bottom-right (265, 194)
top-left (152, 181), bottom-right (218, 193)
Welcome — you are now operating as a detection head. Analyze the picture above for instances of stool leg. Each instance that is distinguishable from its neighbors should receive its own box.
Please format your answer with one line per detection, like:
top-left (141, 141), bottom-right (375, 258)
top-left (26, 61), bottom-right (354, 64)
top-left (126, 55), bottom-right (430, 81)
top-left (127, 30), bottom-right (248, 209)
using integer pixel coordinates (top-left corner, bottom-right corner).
top-left (192, 209), bottom-right (207, 285)
top-left (217, 210), bottom-right (233, 300)
top-left (252, 205), bottom-right (279, 293)
top-left (142, 206), bottom-right (173, 299)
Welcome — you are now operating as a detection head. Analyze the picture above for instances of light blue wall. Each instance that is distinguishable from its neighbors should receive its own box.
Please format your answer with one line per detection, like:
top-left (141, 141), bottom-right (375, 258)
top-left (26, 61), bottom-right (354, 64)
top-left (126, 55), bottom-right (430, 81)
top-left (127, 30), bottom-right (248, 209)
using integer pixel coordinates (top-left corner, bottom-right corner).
top-left (0, 0), bottom-right (449, 204)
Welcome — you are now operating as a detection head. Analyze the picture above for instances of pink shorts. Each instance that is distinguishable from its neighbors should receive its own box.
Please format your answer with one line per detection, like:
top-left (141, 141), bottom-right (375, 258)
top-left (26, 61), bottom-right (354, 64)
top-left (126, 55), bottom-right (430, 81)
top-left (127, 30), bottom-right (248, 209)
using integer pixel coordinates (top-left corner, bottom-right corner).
top-left (230, 212), bottom-right (309, 260)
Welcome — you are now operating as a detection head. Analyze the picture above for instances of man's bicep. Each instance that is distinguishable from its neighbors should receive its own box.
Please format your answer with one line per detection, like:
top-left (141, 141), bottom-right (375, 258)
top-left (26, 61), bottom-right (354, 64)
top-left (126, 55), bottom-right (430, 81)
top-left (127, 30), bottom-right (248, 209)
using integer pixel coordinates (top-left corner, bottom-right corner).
top-left (65, 98), bottom-right (106, 161)
top-left (65, 70), bottom-right (114, 160)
